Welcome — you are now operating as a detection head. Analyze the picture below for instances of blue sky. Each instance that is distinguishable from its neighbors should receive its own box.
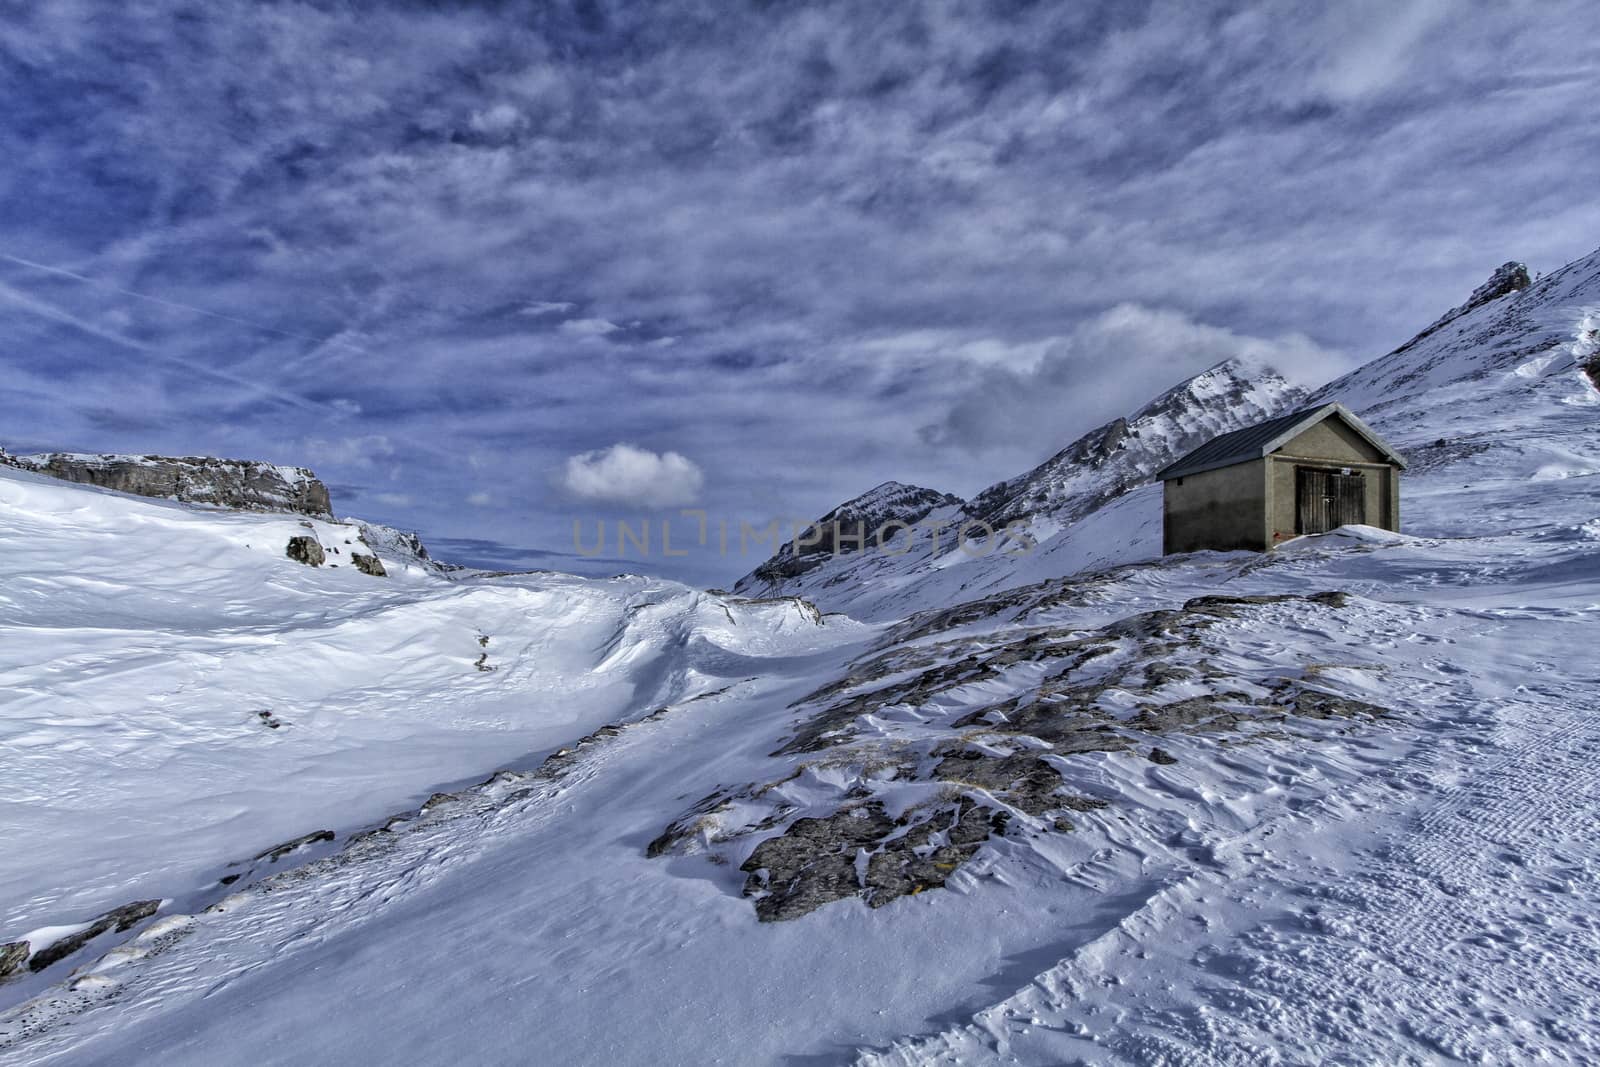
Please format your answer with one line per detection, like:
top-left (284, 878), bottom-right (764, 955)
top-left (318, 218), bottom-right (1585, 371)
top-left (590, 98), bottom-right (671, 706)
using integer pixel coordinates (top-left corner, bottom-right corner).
top-left (2, 0), bottom-right (1597, 585)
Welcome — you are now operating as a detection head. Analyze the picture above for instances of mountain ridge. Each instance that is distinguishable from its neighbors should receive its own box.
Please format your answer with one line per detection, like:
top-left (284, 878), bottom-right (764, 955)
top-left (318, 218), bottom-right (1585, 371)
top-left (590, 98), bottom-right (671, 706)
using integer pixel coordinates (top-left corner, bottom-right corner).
top-left (0, 449), bottom-right (334, 519)
top-left (732, 355), bottom-right (1307, 610)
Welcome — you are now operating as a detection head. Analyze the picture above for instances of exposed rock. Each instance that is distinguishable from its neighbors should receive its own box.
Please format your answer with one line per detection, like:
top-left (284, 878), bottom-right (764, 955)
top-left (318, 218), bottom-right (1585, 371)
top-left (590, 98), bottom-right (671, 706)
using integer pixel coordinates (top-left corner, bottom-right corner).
top-left (286, 536), bottom-right (325, 566)
top-left (1584, 352), bottom-right (1600, 391)
top-left (351, 552), bottom-right (387, 577)
top-left (737, 798), bottom-right (1011, 922)
top-left (1129, 697), bottom-right (1243, 734)
top-left (1466, 261), bottom-right (1533, 308)
top-left (656, 586), bottom-right (1393, 922)
top-left (930, 750), bottom-right (1064, 815)
top-left (27, 899), bottom-right (160, 972)
top-left (2, 452), bottom-right (332, 517)
top-left (0, 941), bottom-right (28, 980)
top-left (1280, 685), bottom-right (1390, 721)
top-left (647, 790), bottom-right (737, 858)
top-left (253, 829), bottom-right (335, 862)
top-left (1184, 590), bottom-right (1350, 616)
top-left (864, 799), bottom-right (1006, 909)
top-left (740, 804), bottom-right (897, 922)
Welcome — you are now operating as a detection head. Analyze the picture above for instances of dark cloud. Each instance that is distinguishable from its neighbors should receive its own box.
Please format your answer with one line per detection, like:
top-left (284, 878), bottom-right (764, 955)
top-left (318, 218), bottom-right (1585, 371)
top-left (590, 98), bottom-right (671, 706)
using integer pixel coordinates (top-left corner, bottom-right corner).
top-left (1, 0), bottom-right (1597, 585)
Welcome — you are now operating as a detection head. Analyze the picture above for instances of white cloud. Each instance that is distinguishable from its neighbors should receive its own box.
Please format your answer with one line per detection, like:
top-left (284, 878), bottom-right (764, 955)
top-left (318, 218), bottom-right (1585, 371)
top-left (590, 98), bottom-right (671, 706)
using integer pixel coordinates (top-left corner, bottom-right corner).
top-left (560, 443), bottom-right (704, 507)
top-left (469, 102), bottom-right (524, 135)
top-left (1309, 0), bottom-right (1453, 102)
top-left (372, 492), bottom-right (413, 507)
top-left (559, 317), bottom-right (621, 337)
top-left (298, 434), bottom-right (396, 468)
top-left (1086, 303), bottom-right (1346, 388)
top-left (466, 491), bottom-right (493, 507)
top-left (520, 301), bottom-right (576, 317)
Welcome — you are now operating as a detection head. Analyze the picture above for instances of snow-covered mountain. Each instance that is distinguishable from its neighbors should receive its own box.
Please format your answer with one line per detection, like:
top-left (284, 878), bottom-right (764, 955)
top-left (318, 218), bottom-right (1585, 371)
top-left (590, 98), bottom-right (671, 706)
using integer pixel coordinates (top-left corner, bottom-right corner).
top-left (964, 356), bottom-right (1305, 530)
top-left (733, 356), bottom-right (1306, 618)
top-left (2, 247), bottom-right (1599, 1065)
top-left (744, 481), bottom-right (963, 586)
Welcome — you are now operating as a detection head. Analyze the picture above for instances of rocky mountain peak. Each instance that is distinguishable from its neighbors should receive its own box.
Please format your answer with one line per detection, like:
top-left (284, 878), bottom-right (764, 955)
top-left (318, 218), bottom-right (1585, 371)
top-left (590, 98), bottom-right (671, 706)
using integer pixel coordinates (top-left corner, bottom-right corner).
top-left (830, 481), bottom-right (962, 517)
top-left (1466, 261), bottom-right (1532, 308)
top-left (742, 481), bottom-right (963, 586)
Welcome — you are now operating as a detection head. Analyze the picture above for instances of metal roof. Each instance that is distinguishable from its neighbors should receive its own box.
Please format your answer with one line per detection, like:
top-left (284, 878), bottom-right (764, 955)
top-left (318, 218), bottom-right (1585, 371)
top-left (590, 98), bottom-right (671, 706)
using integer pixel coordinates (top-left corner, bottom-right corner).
top-left (1155, 402), bottom-right (1406, 481)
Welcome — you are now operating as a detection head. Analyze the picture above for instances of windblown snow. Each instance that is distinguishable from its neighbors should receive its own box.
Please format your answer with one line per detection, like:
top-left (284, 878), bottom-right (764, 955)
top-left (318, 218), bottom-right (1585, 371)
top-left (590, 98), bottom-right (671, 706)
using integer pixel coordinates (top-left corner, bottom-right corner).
top-left (1, 247), bottom-right (1598, 1065)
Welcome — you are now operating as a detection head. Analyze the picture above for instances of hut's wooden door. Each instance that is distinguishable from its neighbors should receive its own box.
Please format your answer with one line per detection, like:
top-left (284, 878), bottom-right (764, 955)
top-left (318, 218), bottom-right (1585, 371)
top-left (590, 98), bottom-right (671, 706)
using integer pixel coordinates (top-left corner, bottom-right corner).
top-left (1296, 467), bottom-right (1365, 534)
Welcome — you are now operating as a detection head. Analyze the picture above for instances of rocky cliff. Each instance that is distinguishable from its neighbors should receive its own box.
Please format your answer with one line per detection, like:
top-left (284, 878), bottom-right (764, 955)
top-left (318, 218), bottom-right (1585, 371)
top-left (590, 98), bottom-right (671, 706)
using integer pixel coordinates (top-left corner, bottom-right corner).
top-left (0, 450), bottom-right (333, 518)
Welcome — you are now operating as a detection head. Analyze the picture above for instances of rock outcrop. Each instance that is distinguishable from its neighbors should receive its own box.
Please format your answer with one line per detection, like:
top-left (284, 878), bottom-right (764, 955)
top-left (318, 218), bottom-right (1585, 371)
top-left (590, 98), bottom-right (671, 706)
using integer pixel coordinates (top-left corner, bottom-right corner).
top-left (286, 536), bottom-right (326, 566)
top-left (25, 899), bottom-right (160, 972)
top-left (0, 451), bottom-right (333, 518)
top-left (0, 941), bottom-right (27, 980)
top-left (351, 552), bottom-right (387, 577)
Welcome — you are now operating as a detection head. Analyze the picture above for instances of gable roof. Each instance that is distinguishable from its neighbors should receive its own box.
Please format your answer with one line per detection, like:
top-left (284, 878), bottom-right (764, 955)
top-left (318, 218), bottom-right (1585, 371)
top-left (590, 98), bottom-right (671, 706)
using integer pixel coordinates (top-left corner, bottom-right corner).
top-left (1156, 402), bottom-right (1406, 481)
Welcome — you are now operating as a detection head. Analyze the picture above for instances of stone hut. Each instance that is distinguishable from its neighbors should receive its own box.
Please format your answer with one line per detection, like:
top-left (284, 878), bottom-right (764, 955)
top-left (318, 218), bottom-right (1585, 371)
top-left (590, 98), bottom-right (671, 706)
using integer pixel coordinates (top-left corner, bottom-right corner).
top-left (1155, 402), bottom-right (1405, 554)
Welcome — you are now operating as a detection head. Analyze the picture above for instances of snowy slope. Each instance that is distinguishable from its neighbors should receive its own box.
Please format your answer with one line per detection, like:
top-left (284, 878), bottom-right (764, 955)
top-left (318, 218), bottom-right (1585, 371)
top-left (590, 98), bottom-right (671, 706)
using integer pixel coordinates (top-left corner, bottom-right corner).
top-left (0, 464), bottom-right (865, 940)
top-left (733, 357), bottom-right (1304, 619)
top-left (1, 249), bottom-right (1598, 1066)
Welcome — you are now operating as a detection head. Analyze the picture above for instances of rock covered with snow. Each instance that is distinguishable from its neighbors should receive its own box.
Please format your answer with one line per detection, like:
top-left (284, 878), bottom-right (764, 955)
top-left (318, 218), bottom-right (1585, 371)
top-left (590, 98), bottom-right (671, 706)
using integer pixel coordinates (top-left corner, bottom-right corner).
top-left (355, 520), bottom-right (455, 573)
top-left (0, 451), bottom-right (333, 518)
